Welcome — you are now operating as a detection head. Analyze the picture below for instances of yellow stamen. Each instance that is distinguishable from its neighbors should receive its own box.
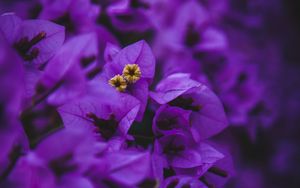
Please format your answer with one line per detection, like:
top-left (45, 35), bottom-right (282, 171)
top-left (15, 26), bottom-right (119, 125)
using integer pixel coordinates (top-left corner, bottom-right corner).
top-left (122, 64), bottom-right (141, 83)
top-left (109, 74), bottom-right (127, 92)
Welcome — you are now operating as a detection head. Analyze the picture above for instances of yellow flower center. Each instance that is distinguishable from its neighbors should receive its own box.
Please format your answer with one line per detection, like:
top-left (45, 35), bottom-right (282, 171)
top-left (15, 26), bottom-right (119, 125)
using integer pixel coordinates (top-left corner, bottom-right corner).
top-left (109, 74), bottom-right (127, 92)
top-left (122, 64), bottom-right (141, 83)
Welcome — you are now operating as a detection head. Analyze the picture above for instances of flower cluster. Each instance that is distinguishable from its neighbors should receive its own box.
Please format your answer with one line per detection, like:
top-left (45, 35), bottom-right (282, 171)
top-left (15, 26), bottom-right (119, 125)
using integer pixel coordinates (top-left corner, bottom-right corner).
top-left (0, 0), bottom-right (282, 188)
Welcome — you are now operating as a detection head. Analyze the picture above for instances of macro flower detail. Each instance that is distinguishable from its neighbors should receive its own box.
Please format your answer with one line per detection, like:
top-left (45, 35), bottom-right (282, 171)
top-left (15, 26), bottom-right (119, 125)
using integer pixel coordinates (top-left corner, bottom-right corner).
top-left (109, 74), bottom-right (128, 92)
top-left (109, 63), bottom-right (142, 91)
top-left (0, 0), bottom-right (287, 187)
top-left (122, 63), bottom-right (142, 83)
top-left (150, 73), bottom-right (228, 140)
top-left (168, 96), bottom-right (202, 112)
top-left (38, 0), bottom-right (99, 34)
top-left (104, 40), bottom-right (155, 121)
top-left (184, 23), bottom-right (202, 47)
top-left (58, 83), bottom-right (140, 149)
top-left (13, 31), bottom-right (46, 61)
top-left (85, 112), bottom-right (119, 140)
top-left (0, 13), bottom-right (65, 65)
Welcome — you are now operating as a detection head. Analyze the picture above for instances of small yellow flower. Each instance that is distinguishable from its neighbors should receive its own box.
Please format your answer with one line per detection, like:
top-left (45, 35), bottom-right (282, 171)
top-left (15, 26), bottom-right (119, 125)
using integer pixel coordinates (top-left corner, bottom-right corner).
top-left (122, 64), bottom-right (141, 83)
top-left (109, 74), bottom-right (127, 92)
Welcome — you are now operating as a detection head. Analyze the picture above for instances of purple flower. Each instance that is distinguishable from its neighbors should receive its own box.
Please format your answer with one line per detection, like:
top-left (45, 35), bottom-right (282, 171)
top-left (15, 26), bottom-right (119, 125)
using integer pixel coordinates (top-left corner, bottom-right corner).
top-left (104, 42), bottom-right (121, 64)
top-left (219, 63), bottom-right (263, 125)
top-left (162, 175), bottom-right (206, 188)
top-left (153, 105), bottom-right (201, 142)
top-left (38, 0), bottom-right (99, 34)
top-left (153, 0), bottom-right (227, 57)
top-left (95, 26), bottom-right (119, 63)
top-left (0, 32), bottom-right (24, 126)
top-left (153, 130), bottom-right (231, 188)
top-left (154, 132), bottom-right (224, 172)
top-left (98, 0), bottom-right (153, 32)
top-left (58, 82), bottom-right (140, 150)
top-left (0, 34), bottom-right (28, 184)
top-left (174, 143), bottom-right (226, 176)
top-left (103, 40), bottom-right (155, 121)
top-left (160, 51), bottom-right (212, 88)
top-left (175, 1), bottom-right (227, 53)
top-left (0, 0), bottom-right (287, 187)
top-left (150, 73), bottom-right (228, 140)
top-left (201, 151), bottom-right (234, 188)
top-left (154, 132), bottom-right (203, 169)
top-left (4, 127), bottom-right (101, 188)
top-left (0, 13), bottom-right (65, 66)
top-left (86, 150), bottom-right (151, 187)
top-left (0, 129), bottom-right (28, 186)
top-left (36, 33), bottom-right (99, 106)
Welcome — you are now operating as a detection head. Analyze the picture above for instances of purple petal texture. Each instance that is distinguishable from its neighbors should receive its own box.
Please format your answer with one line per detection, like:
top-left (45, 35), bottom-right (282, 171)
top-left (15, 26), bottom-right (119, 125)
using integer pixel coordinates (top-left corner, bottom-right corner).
top-left (104, 151), bottom-right (151, 186)
top-left (104, 40), bottom-right (155, 121)
top-left (39, 33), bottom-right (98, 105)
top-left (39, 0), bottom-right (99, 34)
top-left (151, 73), bottom-right (228, 139)
top-left (152, 105), bottom-right (192, 137)
top-left (0, 0), bottom-right (293, 187)
top-left (104, 43), bottom-right (120, 63)
top-left (58, 84), bottom-right (140, 145)
top-left (162, 175), bottom-right (206, 188)
top-left (104, 40), bottom-right (155, 82)
top-left (20, 19), bottom-right (65, 65)
top-left (0, 13), bottom-right (65, 65)
top-left (0, 32), bottom-right (24, 119)
top-left (150, 73), bottom-right (201, 104)
top-left (0, 13), bottom-right (22, 44)
top-left (110, 10), bottom-right (152, 32)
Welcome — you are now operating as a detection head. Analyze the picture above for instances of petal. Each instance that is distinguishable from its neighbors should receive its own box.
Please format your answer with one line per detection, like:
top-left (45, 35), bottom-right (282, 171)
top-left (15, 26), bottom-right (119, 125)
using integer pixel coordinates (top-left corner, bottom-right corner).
top-left (40, 33), bottom-right (98, 104)
top-left (0, 33), bottom-right (24, 118)
top-left (58, 93), bottom-right (115, 132)
top-left (152, 105), bottom-right (191, 136)
top-left (173, 1), bottom-right (208, 36)
top-left (105, 151), bottom-right (151, 186)
top-left (104, 43), bottom-right (120, 63)
top-left (195, 143), bottom-right (224, 176)
top-left (8, 154), bottom-right (56, 188)
top-left (172, 144), bottom-right (224, 177)
top-left (24, 67), bottom-right (42, 99)
top-left (190, 85), bottom-right (228, 139)
top-left (150, 73), bottom-right (200, 104)
top-left (129, 79), bottom-right (148, 121)
top-left (110, 10), bottom-right (152, 32)
top-left (195, 28), bottom-right (227, 51)
top-left (58, 176), bottom-right (94, 188)
top-left (106, 0), bottom-right (129, 14)
top-left (39, 0), bottom-right (72, 19)
top-left (0, 13), bottom-right (22, 44)
top-left (199, 143), bottom-right (224, 164)
top-left (117, 95), bottom-right (141, 134)
top-left (170, 148), bottom-right (203, 168)
top-left (105, 40), bottom-right (155, 82)
top-left (162, 175), bottom-right (206, 188)
top-left (203, 148), bottom-right (234, 188)
top-left (151, 153), bottom-right (164, 182)
top-left (34, 128), bottom-right (98, 174)
top-left (19, 19), bottom-right (65, 65)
